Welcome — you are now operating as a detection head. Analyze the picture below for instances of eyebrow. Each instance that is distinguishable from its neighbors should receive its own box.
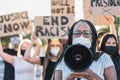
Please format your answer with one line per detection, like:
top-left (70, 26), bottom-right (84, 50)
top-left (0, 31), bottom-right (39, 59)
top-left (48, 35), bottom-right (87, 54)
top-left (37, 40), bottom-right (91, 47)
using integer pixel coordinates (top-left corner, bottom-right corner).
top-left (73, 30), bottom-right (92, 32)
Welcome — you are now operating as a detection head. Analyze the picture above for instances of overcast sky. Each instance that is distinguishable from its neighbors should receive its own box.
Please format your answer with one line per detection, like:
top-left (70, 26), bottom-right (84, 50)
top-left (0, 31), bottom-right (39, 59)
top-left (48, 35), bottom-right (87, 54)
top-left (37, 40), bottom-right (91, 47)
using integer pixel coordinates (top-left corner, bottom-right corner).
top-left (0, 0), bottom-right (83, 20)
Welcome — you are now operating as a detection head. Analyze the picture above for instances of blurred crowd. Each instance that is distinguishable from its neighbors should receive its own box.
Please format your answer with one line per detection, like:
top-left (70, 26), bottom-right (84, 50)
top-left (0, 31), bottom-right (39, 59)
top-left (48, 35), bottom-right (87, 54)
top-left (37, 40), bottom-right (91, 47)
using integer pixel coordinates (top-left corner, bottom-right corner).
top-left (0, 18), bottom-right (120, 80)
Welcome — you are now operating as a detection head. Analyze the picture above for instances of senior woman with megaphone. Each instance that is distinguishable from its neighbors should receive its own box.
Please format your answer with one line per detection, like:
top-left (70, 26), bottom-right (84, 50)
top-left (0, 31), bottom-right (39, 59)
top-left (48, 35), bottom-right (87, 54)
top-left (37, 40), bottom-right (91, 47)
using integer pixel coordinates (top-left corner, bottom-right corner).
top-left (53, 20), bottom-right (117, 80)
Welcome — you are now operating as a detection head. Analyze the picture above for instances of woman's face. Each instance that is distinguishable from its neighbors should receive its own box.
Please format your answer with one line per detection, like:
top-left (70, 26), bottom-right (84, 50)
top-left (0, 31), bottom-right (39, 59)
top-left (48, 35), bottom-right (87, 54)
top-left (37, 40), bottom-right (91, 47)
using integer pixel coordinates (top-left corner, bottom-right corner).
top-left (72, 23), bottom-right (92, 41)
top-left (50, 40), bottom-right (61, 48)
top-left (21, 42), bottom-right (30, 50)
top-left (105, 37), bottom-right (116, 46)
top-left (50, 40), bottom-right (61, 56)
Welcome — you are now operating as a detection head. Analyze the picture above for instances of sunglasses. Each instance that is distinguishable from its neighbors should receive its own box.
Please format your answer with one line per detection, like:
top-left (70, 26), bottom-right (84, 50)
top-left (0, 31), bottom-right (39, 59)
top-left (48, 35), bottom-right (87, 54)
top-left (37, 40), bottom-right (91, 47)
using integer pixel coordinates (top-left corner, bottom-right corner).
top-left (73, 30), bottom-right (92, 38)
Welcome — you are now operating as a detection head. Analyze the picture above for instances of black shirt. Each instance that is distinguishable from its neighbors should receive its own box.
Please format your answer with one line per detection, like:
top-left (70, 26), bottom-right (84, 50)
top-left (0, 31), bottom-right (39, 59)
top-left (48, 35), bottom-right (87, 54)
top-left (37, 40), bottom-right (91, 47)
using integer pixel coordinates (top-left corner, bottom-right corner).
top-left (44, 60), bottom-right (56, 80)
top-left (3, 48), bottom-right (17, 80)
top-left (112, 55), bottom-right (120, 80)
top-left (39, 57), bottom-right (57, 80)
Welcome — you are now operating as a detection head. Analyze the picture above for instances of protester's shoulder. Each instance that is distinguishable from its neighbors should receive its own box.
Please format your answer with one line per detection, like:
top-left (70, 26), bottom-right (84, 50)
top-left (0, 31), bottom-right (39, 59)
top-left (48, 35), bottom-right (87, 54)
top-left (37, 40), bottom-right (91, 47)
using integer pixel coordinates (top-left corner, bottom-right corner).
top-left (95, 52), bottom-right (114, 66)
top-left (95, 51), bottom-right (110, 60)
top-left (3, 48), bottom-right (13, 52)
top-left (100, 52), bottom-right (110, 58)
top-left (3, 47), bottom-right (10, 50)
top-left (98, 52), bottom-right (111, 61)
top-left (3, 48), bottom-right (17, 55)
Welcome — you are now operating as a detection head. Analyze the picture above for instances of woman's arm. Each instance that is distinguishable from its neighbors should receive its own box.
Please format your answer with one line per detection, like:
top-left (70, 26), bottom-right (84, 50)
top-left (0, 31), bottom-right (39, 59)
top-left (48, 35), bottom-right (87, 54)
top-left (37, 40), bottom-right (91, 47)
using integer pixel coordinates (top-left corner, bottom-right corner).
top-left (0, 40), bottom-right (14, 64)
top-left (33, 38), bottom-right (42, 56)
top-left (54, 70), bottom-right (62, 80)
top-left (24, 32), bottom-right (42, 64)
top-left (104, 66), bottom-right (117, 80)
top-left (108, 15), bottom-right (117, 38)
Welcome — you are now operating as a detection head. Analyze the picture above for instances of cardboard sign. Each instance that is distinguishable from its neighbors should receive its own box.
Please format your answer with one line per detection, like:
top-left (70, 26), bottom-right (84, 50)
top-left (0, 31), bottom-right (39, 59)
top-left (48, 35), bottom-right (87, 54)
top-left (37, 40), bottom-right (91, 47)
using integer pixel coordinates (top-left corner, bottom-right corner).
top-left (0, 11), bottom-right (30, 37)
top-left (91, 0), bottom-right (120, 15)
top-left (51, 0), bottom-right (74, 16)
top-left (83, 0), bottom-right (117, 25)
top-left (34, 16), bottom-right (75, 39)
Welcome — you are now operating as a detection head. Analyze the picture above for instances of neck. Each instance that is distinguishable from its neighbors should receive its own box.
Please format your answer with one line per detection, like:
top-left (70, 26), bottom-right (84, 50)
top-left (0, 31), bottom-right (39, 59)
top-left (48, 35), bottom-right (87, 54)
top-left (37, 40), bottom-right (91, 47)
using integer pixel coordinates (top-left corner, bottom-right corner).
top-left (48, 54), bottom-right (58, 62)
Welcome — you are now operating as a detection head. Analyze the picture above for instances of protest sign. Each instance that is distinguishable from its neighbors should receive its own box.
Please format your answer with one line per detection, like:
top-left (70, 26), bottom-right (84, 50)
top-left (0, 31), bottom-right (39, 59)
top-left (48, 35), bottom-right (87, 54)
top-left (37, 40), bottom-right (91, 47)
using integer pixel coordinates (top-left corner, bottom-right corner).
top-left (91, 0), bottom-right (120, 15)
top-left (83, 0), bottom-right (120, 25)
top-left (51, 0), bottom-right (74, 16)
top-left (34, 15), bottom-right (75, 38)
top-left (0, 11), bottom-right (30, 37)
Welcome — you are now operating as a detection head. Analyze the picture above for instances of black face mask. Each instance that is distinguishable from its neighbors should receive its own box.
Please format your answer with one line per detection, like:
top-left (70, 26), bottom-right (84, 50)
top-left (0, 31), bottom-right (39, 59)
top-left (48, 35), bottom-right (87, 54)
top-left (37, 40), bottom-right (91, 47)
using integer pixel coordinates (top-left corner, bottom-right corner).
top-left (21, 50), bottom-right (26, 56)
top-left (104, 46), bottom-right (117, 56)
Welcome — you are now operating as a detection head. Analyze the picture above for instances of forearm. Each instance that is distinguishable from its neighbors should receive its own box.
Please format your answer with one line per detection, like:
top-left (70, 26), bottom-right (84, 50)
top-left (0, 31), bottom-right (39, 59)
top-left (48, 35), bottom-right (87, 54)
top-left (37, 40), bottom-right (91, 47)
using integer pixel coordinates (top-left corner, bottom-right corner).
top-left (70, 69), bottom-right (103, 80)
top-left (24, 40), bottom-right (41, 64)
top-left (34, 38), bottom-right (41, 56)
top-left (109, 23), bottom-right (117, 38)
top-left (0, 52), bottom-right (14, 64)
top-left (86, 73), bottom-right (103, 80)
top-left (66, 75), bottom-right (75, 80)
top-left (0, 41), bottom-right (13, 64)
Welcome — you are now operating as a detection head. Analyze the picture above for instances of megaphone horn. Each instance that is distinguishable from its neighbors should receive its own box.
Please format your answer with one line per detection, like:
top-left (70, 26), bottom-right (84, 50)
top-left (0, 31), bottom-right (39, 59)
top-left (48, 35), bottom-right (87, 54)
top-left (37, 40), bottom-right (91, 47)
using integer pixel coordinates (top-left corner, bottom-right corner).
top-left (64, 44), bottom-right (94, 72)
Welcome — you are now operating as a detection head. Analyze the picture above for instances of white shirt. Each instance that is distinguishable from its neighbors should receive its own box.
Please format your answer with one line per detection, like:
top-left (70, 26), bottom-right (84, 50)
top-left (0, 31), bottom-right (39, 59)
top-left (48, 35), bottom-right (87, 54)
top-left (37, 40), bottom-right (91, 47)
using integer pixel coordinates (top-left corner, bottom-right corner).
top-left (13, 56), bottom-right (36, 80)
top-left (56, 53), bottom-right (114, 80)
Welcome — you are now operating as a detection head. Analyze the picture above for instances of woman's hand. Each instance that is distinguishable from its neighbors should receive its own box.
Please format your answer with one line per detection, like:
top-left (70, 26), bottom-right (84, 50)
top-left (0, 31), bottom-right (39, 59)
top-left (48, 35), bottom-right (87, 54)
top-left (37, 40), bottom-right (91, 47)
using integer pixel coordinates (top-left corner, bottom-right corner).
top-left (27, 22), bottom-right (35, 34)
top-left (66, 71), bottom-right (77, 80)
top-left (66, 69), bottom-right (103, 80)
top-left (30, 31), bottom-right (37, 42)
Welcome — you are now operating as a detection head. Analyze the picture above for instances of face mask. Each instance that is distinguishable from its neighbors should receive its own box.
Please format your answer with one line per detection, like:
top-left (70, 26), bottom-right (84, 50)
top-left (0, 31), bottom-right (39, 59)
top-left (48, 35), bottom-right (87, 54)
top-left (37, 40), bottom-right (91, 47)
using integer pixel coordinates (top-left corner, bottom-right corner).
top-left (72, 36), bottom-right (91, 48)
top-left (50, 47), bottom-right (60, 56)
top-left (104, 46), bottom-right (117, 56)
top-left (21, 50), bottom-right (26, 56)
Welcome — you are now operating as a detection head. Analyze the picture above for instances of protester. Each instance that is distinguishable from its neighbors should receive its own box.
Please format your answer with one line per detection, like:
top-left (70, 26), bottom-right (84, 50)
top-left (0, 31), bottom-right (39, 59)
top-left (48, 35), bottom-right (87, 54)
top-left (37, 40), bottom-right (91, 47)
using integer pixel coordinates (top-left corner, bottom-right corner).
top-left (0, 33), bottom-right (41, 80)
top-left (24, 38), bottom-right (64, 80)
top-left (2, 34), bottom-right (22, 80)
top-left (43, 38), bottom-right (63, 80)
top-left (54, 19), bottom-right (117, 80)
top-left (97, 15), bottom-right (117, 51)
top-left (99, 33), bottom-right (120, 80)
top-left (97, 31), bottom-right (106, 50)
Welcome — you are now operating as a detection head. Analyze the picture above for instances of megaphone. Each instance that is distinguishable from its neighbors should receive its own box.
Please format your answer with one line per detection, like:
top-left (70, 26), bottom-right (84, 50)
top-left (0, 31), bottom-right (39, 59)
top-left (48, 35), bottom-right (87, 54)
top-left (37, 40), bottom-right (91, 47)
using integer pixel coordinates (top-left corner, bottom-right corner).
top-left (64, 44), bottom-right (94, 72)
